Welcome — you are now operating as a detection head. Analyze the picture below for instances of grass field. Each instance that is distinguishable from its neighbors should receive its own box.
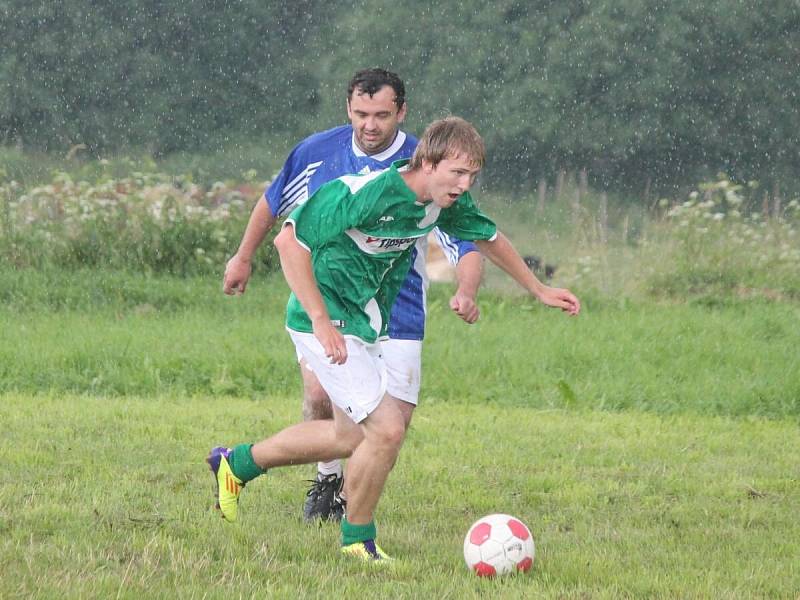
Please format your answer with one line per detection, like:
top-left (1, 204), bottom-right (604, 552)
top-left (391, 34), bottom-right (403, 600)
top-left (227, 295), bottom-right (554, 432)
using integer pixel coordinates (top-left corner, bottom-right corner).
top-left (1, 268), bottom-right (799, 598)
top-left (2, 394), bottom-right (798, 599)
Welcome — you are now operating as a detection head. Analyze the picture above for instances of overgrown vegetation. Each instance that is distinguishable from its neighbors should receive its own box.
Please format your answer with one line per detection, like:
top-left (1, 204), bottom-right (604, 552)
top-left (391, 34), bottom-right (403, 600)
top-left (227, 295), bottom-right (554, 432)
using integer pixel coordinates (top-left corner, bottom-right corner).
top-left (644, 178), bottom-right (800, 301)
top-left (2, 164), bottom-right (798, 299)
top-left (471, 174), bottom-right (800, 306)
top-left (0, 165), bottom-right (276, 276)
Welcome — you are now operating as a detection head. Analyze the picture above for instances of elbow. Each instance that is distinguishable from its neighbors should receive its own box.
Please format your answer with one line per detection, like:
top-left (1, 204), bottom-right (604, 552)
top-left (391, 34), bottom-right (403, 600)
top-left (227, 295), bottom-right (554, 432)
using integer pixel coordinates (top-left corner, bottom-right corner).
top-left (274, 225), bottom-right (292, 253)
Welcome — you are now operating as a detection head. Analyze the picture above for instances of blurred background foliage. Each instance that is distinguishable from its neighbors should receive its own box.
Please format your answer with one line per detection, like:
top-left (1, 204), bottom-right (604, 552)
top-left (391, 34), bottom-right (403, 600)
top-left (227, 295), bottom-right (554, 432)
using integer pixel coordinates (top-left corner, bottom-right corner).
top-left (1, 0), bottom-right (798, 194)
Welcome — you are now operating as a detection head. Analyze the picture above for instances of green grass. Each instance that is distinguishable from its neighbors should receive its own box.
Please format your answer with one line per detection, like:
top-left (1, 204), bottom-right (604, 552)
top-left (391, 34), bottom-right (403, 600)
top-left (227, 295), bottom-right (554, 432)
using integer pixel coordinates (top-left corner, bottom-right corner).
top-left (2, 268), bottom-right (798, 418)
top-left (1, 267), bottom-right (800, 596)
top-left (1, 394), bottom-right (798, 598)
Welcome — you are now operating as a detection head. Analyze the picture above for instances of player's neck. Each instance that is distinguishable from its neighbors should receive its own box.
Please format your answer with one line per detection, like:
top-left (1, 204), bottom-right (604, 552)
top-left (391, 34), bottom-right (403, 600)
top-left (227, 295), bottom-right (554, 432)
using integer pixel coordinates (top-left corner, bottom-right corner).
top-left (400, 168), bottom-right (431, 203)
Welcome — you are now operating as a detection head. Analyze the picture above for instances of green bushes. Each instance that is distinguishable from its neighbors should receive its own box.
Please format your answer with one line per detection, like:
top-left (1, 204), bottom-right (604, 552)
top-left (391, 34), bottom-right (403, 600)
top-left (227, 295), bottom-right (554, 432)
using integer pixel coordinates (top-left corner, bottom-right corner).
top-left (0, 169), bottom-right (277, 276)
top-left (643, 177), bottom-right (800, 301)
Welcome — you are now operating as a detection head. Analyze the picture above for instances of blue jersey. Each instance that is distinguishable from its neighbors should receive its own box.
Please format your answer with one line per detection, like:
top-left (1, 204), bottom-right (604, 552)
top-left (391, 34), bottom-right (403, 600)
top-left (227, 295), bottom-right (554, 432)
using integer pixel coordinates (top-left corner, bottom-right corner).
top-left (264, 124), bottom-right (477, 340)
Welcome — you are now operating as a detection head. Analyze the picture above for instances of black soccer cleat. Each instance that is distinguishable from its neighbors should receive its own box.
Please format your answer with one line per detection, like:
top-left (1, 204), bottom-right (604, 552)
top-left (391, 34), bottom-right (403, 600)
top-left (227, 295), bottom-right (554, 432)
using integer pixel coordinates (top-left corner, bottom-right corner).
top-left (303, 473), bottom-right (345, 522)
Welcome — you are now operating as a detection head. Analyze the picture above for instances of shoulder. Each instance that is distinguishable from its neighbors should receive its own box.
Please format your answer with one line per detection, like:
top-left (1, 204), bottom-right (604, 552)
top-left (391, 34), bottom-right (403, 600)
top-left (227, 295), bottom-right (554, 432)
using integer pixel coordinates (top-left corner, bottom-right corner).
top-left (335, 168), bottom-right (389, 197)
top-left (291, 125), bottom-right (352, 158)
top-left (326, 168), bottom-right (398, 220)
top-left (296, 125), bottom-right (353, 149)
top-left (401, 130), bottom-right (418, 150)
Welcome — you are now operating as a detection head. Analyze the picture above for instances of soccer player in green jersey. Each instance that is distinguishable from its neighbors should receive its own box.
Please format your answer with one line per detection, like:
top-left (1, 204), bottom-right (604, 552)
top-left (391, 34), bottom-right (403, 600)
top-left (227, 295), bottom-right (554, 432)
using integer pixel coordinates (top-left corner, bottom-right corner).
top-left (207, 116), bottom-right (580, 563)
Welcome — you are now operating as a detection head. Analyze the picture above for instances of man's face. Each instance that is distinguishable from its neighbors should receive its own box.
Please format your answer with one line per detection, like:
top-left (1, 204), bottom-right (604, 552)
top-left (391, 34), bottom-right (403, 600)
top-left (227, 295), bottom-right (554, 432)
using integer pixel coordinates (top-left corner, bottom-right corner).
top-left (347, 85), bottom-right (406, 155)
top-left (422, 154), bottom-right (481, 208)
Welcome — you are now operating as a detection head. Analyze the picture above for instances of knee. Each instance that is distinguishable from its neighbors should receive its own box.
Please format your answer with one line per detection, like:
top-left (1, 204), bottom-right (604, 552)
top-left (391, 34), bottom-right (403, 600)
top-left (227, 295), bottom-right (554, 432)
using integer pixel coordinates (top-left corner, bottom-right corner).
top-left (373, 421), bottom-right (406, 451)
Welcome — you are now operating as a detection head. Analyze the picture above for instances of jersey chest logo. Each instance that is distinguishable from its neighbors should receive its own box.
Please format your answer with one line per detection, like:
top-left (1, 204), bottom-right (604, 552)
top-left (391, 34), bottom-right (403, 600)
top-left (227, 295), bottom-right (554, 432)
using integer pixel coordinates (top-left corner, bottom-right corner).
top-left (346, 229), bottom-right (421, 254)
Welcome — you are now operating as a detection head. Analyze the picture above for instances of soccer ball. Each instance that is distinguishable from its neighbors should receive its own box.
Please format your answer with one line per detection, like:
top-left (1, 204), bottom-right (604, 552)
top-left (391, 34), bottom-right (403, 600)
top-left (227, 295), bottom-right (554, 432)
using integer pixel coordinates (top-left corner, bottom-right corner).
top-left (463, 513), bottom-right (535, 577)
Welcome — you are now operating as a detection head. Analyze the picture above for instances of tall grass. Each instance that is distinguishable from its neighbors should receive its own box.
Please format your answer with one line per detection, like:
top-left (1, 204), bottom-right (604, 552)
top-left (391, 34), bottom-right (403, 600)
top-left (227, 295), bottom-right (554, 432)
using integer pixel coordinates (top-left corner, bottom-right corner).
top-left (3, 155), bottom-right (799, 299)
top-left (478, 174), bottom-right (800, 303)
top-left (0, 168), bottom-right (276, 276)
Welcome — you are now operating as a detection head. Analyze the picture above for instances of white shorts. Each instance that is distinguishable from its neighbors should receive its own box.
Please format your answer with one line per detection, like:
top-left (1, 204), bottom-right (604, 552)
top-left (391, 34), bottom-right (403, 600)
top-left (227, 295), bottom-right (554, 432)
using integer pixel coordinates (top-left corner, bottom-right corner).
top-left (294, 335), bottom-right (422, 406)
top-left (289, 330), bottom-right (387, 424)
top-left (382, 338), bottom-right (421, 406)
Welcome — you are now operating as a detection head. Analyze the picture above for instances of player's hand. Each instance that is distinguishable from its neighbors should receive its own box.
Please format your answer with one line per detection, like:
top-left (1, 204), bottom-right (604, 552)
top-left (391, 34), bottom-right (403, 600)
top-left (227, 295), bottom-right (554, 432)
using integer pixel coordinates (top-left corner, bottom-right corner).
top-left (223, 255), bottom-right (252, 295)
top-left (450, 292), bottom-right (480, 324)
top-left (312, 318), bottom-right (348, 364)
top-left (537, 286), bottom-right (581, 316)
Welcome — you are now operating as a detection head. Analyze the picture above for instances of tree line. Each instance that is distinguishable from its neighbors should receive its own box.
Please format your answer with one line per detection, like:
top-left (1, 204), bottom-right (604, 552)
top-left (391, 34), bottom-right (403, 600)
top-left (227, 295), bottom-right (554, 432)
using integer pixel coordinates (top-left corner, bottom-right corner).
top-left (1, 0), bottom-right (798, 193)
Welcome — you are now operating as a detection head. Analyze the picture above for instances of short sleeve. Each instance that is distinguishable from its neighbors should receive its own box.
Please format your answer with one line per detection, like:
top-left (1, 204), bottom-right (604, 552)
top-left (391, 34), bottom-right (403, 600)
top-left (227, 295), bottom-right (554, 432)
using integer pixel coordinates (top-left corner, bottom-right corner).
top-left (284, 179), bottom-right (368, 250)
top-left (436, 193), bottom-right (497, 243)
top-left (432, 228), bottom-right (478, 266)
top-left (264, 143), bottom-right (311, 218)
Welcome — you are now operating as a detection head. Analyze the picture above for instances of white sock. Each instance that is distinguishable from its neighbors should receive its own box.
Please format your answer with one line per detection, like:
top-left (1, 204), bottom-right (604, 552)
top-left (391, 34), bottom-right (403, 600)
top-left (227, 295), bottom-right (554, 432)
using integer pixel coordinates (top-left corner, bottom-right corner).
top-left (317, 460), bottom-right (343, 478)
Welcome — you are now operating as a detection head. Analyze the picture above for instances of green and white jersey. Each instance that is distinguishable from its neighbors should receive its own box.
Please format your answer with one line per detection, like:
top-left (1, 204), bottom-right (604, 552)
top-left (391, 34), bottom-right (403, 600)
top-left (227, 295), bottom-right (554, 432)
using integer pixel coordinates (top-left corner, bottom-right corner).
top-left (285, 159), bottom-right (497, 343)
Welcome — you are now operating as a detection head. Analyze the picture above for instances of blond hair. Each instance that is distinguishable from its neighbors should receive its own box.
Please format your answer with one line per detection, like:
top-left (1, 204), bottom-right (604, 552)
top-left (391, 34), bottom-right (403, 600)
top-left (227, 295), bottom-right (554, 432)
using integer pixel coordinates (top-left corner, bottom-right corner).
top-left (409, 116), bottom-right (485, 170)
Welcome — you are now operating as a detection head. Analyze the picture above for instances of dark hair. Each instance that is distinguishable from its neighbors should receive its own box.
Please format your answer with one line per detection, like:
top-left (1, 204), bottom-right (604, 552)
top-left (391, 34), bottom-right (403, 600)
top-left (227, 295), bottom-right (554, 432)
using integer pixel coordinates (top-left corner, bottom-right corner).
top-left (409, 117), bottom-right (486, 170)
top-left (347, 68), bottom-right (405, 109)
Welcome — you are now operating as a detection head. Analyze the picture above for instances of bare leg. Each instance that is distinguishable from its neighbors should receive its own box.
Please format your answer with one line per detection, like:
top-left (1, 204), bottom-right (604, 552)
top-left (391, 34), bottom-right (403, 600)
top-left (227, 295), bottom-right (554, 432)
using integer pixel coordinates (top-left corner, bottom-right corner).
top-left (336, 395), bottom-right (414, 503)
top-left (344, 393), bottom-right (407, 525)
top-left (394, 396), bottom-right (415, 431)
top-left (251, 404), bottom-right (362, 469)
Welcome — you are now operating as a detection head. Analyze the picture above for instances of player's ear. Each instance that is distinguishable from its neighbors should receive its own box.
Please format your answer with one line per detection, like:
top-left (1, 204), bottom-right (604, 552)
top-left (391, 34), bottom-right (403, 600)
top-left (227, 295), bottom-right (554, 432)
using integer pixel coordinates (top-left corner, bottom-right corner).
top-left (396, 102), bottom-right (407, 123)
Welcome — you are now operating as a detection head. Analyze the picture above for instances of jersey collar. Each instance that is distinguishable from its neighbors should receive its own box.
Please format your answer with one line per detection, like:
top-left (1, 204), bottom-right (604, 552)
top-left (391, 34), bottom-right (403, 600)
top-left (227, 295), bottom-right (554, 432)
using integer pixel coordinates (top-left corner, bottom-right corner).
top-left (351, 130), bottom-right (408, 162)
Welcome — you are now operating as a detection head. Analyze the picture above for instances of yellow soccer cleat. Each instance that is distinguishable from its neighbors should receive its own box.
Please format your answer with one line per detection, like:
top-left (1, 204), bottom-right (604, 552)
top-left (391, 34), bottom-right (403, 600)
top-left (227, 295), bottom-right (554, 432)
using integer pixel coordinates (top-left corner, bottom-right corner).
top-left (341, 540), bottom-right (394, 564)
top-left (206, 446), bottom-right (244, 522)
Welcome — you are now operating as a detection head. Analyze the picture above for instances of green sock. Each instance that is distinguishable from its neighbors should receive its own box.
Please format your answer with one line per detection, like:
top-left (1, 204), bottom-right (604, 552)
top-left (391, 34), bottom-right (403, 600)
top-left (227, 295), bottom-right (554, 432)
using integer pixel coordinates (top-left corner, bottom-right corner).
top-left (228, 444), bottom-right (265, 483)
top-left (341, 517), bottom-right (377, 546)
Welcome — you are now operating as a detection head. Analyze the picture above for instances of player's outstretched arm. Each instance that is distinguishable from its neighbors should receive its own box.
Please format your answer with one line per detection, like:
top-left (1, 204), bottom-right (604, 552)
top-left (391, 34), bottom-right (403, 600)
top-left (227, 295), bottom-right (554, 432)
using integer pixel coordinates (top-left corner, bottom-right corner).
top-left (476, 233), bottom-right (580, 316)
top-left (273, 224), bottom-right (348, 364)
top-left (223, 198), bottom-right (277, 295)
top-left (450, 250), bottom-right (483, 324)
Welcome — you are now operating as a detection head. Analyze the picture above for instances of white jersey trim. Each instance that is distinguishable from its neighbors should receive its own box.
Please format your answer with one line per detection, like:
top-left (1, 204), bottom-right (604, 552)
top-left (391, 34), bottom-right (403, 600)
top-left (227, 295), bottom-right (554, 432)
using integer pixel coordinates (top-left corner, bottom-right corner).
top-left (433, 228), bottom-right (461, 265)
top-left (338, 169), bottom-right (385, 194)
top-left (277, 160), bottom-right (323, 216)
top-left (351, 131), bottom-right (408, 162)
top-left (417, 203), bottom-right (441, 229)
top-left (283, 218), bottom-right (311, 253)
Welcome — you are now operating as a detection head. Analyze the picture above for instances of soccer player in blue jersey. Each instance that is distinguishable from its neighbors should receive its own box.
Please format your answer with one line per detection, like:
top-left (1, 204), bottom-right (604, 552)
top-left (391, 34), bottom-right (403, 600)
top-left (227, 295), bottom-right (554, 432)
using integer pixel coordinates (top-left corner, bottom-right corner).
top-left (208, 116), bottom-right (580, 563)
top-left (222, 69), bottom-right (483, 521)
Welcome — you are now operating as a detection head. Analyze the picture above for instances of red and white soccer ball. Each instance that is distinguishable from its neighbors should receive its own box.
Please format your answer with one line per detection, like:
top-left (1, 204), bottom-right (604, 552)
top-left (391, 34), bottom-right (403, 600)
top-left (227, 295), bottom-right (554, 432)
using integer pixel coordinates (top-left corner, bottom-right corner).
top-left (463, 513), bottom-right (535, 577)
